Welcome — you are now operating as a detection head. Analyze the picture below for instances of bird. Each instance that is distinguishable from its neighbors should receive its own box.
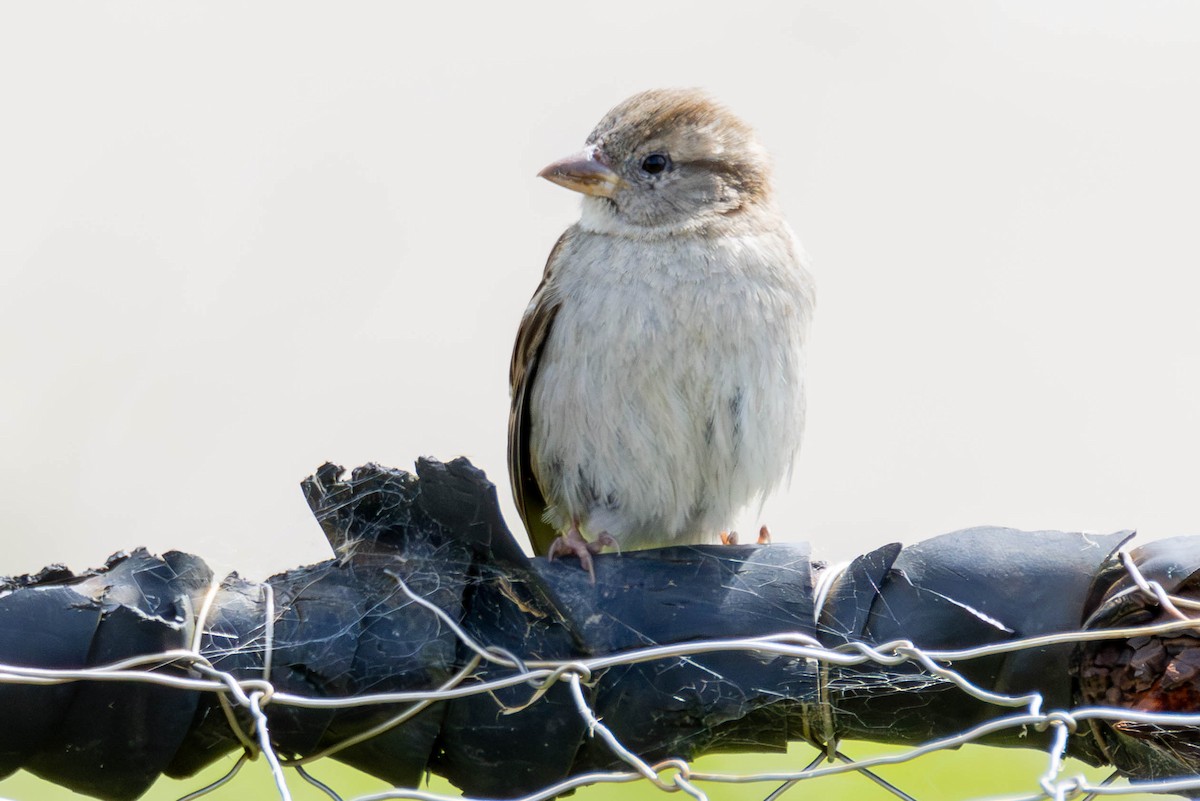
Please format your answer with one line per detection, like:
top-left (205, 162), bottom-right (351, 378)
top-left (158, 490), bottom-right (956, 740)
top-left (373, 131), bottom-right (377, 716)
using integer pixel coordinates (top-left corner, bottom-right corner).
top-left (508, 88), bottom-right (815, 579)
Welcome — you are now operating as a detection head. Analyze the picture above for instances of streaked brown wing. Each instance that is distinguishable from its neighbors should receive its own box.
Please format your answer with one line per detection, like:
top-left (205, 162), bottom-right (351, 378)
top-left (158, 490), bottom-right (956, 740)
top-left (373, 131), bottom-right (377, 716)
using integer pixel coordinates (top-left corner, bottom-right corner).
top-left (508, 230), bottom-right (572, 555)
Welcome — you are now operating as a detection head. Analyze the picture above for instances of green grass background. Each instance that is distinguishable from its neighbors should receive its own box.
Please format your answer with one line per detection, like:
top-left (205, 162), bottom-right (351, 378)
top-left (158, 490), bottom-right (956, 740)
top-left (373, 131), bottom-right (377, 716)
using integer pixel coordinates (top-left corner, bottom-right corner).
top-left (0, 742), bottom-right (1174, 800)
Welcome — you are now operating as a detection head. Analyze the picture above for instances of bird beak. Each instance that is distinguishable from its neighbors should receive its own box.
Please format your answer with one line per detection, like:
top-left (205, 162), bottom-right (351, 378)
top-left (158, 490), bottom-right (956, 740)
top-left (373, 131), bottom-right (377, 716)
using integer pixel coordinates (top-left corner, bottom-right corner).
top-left (538, 146), bottom-right (626, 198)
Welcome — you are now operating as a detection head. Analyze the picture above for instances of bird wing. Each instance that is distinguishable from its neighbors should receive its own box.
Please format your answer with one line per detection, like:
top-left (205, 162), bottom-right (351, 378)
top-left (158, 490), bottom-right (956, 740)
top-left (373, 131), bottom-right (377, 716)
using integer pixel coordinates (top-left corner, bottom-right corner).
top-left (508, 230), bottom-right (571, 555)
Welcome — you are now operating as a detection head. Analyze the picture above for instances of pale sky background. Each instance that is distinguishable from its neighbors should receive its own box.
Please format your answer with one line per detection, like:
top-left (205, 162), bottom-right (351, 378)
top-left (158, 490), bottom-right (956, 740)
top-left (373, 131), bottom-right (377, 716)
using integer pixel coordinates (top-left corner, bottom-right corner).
top-left (2, 1), bottom-right (1199, 581)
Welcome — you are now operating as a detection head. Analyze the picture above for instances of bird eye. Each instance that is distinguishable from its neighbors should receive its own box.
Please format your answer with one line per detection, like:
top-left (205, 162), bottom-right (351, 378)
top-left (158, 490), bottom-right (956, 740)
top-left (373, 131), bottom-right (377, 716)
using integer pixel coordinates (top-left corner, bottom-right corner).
top-left (640, 153), bottom-right (670, 175)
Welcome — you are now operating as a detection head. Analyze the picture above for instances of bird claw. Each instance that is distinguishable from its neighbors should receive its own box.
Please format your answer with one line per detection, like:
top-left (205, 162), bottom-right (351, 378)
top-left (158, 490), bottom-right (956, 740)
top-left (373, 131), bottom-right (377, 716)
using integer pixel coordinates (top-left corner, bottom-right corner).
top-left (547, 527), bottom-right (616, 583)
top-left (720, 527), bottom-right (771, 546)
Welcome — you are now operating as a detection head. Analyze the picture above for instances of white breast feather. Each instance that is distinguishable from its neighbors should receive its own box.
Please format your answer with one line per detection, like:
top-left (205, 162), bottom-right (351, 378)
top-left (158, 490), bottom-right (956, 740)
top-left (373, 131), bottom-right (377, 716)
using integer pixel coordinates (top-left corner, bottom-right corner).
top-left (530, 224), bottom-right (815, 548)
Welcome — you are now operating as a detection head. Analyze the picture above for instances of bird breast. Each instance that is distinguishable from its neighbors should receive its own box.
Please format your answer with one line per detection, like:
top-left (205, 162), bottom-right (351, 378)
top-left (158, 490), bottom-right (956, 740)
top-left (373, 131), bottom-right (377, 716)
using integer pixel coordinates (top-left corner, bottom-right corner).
top-left (530, 223), bottom-right (815, 548)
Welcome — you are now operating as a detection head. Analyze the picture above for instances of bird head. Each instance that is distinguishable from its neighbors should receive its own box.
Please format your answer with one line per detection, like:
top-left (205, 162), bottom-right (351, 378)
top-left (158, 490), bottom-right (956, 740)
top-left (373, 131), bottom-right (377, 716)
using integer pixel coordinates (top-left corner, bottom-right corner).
top-left (538, 89), bottom-right (774, 236)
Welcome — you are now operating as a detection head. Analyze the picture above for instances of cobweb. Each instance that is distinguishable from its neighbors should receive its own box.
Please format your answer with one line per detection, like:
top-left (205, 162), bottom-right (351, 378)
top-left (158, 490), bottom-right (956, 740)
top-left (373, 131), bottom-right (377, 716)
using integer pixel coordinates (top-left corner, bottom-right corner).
top-left (0, 548), bottom-right (1196, 801)
top-left (1, 459), bottom-right (1197, 801)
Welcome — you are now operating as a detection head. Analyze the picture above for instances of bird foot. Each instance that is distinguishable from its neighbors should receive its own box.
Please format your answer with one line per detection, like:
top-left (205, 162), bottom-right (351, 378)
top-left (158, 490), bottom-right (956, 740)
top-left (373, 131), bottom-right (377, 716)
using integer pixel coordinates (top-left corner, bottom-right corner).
top-left (547, 527), bottom-right (618, 583)
top-left (720, 526), bottom-right (771, 546)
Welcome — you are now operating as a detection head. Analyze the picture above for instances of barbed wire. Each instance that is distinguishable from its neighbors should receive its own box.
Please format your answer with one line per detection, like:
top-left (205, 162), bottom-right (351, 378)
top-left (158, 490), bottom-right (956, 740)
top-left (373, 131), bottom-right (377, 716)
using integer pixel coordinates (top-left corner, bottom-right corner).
top-left (0, 546), bottom-right (1196, 801)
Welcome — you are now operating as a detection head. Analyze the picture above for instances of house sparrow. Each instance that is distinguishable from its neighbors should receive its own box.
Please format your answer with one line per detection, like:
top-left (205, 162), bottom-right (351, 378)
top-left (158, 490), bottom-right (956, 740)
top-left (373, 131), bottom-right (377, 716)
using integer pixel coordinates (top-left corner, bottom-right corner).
top-left (509, 88), bottom-right (815, 578)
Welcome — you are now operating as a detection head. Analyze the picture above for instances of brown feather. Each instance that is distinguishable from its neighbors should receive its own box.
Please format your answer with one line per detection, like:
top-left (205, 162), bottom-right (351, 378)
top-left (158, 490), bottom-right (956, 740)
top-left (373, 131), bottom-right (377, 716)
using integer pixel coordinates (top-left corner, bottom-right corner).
top-left (508, 229), bottom-right (572, 555)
